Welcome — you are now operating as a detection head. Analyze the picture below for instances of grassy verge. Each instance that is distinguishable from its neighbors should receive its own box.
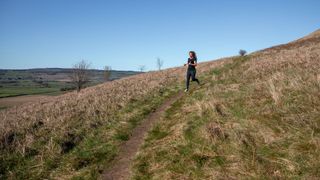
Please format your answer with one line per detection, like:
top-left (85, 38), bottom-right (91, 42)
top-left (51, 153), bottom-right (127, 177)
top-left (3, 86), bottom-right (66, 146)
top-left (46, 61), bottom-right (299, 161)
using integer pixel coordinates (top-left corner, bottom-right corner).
top-left (0, 82), bottom-right (182, 179)
top-left (132, 55), bottom-right (320, 179)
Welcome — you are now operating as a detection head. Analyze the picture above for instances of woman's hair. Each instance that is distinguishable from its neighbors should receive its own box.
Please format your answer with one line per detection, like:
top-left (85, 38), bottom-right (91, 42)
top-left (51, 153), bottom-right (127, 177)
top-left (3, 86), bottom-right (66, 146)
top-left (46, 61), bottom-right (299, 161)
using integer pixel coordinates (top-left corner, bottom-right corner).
top-left (189, 51), bottom-right (197, 59)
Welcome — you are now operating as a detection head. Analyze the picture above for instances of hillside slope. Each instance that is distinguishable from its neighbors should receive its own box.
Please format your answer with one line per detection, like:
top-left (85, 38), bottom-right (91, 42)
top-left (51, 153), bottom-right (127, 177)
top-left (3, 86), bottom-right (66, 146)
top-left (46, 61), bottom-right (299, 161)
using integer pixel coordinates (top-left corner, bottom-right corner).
top-left (1, 29), bottom-right (319, 179)
top-left (132, 30), bottom-right (320, 179)
top-left (0, 53), bottom-right (227, 178)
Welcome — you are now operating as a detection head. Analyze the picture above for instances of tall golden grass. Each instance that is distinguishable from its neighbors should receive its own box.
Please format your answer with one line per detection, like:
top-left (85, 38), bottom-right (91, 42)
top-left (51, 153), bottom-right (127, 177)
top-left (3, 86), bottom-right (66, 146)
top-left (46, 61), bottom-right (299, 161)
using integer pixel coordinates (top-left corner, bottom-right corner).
top-left (0, 57), bottom-right (227, 157)
top-left (132, 30), bottom-right (320, 179)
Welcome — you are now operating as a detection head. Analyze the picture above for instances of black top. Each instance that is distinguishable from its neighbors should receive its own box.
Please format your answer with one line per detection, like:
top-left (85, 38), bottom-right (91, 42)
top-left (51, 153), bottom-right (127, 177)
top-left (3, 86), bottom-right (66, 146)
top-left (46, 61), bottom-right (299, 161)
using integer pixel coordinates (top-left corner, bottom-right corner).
top-left (187, 57), bottom-right (197, 71)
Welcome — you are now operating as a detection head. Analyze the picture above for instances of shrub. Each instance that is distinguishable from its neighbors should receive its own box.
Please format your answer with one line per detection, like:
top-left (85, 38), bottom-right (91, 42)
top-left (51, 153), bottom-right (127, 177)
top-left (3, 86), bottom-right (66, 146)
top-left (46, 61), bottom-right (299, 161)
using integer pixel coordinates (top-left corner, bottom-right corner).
top-left (60, 87), bottom-right (76, 91)
top-left (239, 49), bottom-right (247, 56)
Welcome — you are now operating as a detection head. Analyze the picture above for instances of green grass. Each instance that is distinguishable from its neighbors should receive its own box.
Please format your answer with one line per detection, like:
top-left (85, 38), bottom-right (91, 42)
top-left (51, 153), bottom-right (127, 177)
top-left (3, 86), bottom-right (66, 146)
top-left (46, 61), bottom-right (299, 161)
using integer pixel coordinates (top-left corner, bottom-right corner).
top-left (147, 125), bottom-right (169, 140)
top-left (132, 55), bottom-right (320, 179)
top-left (0, 79), bottom-right (182, 179)
top-left (0, 106), bottom-right (7, 110)
top-left (0, 77), bottom-right (101, 98)
top-left (0, 86), bottom-right (61, 98)
top-left (0, 79), bottom-right (71, 97)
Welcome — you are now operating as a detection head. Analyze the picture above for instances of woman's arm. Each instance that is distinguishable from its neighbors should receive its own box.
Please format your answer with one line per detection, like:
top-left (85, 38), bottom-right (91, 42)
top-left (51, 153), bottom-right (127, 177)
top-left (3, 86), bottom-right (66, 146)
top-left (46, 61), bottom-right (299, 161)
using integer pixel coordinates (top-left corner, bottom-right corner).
top-left (190, 61), bottom-right (197, 66)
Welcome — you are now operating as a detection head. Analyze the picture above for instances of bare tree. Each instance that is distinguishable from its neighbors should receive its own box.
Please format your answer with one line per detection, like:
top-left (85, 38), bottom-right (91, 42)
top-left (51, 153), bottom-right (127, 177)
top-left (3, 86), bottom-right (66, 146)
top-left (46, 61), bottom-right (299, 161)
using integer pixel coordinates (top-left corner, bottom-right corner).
top-left (138, 65), bottom-right (146, 72)
top-left (239, 49), bottom-right (247, 56)
top-left (70, 60), bottom-right (90, 92)
top-left (156, 58), bottom-right (164, 70)
top-left (104, 66), bottom-right (112, 81)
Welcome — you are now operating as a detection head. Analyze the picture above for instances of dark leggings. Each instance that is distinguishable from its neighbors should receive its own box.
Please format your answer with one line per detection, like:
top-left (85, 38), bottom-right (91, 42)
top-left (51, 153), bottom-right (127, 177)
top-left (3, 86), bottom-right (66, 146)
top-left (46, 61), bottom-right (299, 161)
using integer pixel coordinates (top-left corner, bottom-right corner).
top-left (186, 69), bottom-right (200, 89)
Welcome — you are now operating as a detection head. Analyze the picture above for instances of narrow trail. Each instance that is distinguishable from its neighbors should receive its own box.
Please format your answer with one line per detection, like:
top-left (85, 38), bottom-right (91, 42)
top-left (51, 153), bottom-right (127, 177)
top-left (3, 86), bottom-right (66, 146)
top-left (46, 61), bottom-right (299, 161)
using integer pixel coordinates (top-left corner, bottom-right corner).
top-left (102, 91), bottom-right (184, 180)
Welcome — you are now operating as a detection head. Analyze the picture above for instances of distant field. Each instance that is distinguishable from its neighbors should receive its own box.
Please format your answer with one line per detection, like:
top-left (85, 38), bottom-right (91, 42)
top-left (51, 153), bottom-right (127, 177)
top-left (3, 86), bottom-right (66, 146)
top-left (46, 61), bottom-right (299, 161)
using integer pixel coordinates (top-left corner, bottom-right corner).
top-left (0, 68), bottom-right (140, 109)
top-left (0, 80), bottom-right (88, 98)
top-left (0, 84), bottom-right (63, 98)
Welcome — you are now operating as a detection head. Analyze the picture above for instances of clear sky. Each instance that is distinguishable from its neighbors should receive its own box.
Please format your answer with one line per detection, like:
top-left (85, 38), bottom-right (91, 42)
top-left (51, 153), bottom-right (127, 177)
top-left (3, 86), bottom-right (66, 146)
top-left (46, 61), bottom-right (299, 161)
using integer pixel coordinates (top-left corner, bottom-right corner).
top-left (0, 0), bottom-right (319, 71)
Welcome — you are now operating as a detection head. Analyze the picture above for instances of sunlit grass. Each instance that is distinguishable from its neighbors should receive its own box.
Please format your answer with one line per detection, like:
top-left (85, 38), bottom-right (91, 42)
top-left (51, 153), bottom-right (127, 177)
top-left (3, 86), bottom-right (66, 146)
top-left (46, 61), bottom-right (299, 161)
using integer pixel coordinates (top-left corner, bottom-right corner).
top-left (132, 34), bottom-right (320, 179)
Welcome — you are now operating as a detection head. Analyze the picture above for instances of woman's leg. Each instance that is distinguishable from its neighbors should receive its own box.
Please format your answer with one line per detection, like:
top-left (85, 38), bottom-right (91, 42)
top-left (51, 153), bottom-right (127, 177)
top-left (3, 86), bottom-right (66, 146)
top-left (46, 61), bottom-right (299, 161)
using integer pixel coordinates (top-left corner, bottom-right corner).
top-left (186, 70), bottom-right (191, 90)
top-left (191, 70), bottom-right (200, 84)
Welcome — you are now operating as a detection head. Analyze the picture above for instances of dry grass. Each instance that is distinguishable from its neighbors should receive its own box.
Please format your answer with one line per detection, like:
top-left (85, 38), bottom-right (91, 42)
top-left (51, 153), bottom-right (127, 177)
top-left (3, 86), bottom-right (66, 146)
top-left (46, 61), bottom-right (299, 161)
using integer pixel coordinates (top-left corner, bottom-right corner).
top-left (132, 30), bottom-right (320, 179)
top-left (0, 60), bottom-right (227, 152)
top-left (0, 56), bottom-right (227, 178)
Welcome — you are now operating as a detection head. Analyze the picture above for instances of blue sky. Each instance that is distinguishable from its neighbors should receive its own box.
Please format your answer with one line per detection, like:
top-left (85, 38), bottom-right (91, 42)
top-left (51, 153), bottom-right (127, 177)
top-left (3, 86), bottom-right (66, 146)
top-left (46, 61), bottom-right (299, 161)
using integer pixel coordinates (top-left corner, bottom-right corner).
top-left (0, 0), bottom-right (319, 71)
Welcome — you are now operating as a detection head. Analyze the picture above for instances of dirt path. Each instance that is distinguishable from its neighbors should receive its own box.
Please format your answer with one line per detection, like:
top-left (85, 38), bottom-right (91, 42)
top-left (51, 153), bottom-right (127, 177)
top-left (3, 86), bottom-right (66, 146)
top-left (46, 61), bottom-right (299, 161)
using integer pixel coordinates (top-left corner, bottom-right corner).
top-left (102, 91), bottom-right (184, 180)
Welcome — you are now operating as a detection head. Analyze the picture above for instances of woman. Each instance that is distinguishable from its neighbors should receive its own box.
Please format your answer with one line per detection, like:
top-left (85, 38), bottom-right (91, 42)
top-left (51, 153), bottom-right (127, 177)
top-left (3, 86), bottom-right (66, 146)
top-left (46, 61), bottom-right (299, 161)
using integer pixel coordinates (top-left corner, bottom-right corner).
top-left (184, 51), bottom-right (200, 92)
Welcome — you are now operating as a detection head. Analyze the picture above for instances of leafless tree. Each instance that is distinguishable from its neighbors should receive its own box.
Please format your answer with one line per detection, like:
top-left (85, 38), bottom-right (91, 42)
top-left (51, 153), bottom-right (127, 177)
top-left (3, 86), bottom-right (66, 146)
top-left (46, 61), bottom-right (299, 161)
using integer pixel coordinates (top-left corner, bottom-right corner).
top-left (104, 66), bottom-right (112, 81)
top-left (138, 65), bottom-right (146, 72)
top-left (239, 49), bottom-right (247, 56)
top-left (156, 58), bottom-right (164, 70)
top-left (70, 60), bottom-right (90, 92)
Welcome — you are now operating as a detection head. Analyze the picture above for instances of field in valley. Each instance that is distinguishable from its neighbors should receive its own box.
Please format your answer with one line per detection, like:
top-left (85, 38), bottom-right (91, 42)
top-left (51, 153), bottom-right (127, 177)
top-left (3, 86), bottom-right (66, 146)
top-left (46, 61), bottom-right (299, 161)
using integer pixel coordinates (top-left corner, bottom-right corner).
top-left (0, 68), bottom-right (140, 109)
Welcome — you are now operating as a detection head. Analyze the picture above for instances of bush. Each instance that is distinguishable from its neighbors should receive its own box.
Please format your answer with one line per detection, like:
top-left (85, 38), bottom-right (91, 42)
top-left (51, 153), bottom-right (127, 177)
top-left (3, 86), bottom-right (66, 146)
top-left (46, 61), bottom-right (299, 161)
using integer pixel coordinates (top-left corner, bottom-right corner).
top-left (239, 49), bottom-right (247, 56)
top-left (60, 87), bottom-right (76, 91)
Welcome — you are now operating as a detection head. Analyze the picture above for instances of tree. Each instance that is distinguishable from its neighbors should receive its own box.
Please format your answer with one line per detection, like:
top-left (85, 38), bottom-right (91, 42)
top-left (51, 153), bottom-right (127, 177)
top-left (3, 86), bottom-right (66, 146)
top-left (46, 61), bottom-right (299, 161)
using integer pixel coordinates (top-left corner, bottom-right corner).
top-left (239, 49), bottom-right (247, 56)
top-left (70, 60), bottom-right (90, 92)
top-left (104, 66), bottom-right (112, 81)
top-left (156, 58), bottom-right (164, 70)
top-left (138, 65), bottom-right (146, 72)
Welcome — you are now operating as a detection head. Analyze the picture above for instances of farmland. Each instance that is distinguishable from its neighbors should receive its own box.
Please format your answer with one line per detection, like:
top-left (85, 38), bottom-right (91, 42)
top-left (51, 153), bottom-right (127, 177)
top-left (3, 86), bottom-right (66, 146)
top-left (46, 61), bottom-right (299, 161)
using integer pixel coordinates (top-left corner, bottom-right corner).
top-left (0, 68), bottom-right (140, 109)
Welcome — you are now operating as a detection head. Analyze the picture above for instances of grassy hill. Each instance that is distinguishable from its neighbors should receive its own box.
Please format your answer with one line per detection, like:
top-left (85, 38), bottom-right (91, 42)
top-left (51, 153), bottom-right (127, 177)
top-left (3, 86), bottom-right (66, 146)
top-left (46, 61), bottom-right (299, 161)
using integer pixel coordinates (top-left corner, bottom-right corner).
top-left (0, 59), bottom-right (226, 179)
top-left (132, 30), bottom-right (320, 179)
top-left (0, 29), bottom-right (319, 179)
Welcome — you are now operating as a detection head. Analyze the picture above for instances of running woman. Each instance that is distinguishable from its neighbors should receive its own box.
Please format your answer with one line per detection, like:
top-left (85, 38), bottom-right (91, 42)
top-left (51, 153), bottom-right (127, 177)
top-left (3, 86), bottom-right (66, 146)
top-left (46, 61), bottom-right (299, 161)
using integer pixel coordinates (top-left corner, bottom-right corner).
top-left (184, 51), bottom-right (200, 92)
